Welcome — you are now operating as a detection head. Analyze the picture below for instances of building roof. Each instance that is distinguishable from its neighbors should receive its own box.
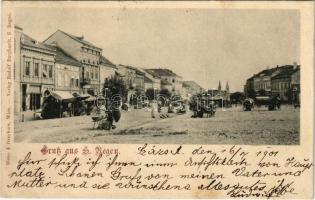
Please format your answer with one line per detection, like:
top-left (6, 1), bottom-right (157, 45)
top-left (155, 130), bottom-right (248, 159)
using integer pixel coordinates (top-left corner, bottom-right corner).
top-left (46, 30), bottom-right (102, 50)
top-left (100, 55), bottom-right (117, 69)
top-left (115, 71), bottom-right (125, 77)
top-left (183, 81), bottom-right (203, 90)
top-left (138, 68), bottom-right (161, 81)
top-left (118, 64), bottom-right (145, 75)
top-left (271, 66), bottom-right (300, 80)
top-left (146, 68), bottom-right (182, 78)
top-left (46, 45), bottom-right (82, 67)
top-left (250, 65), bottom-right (298, 80)
top-left (22, 33), bottom-right (55, 53)
top-left (143, 69), bottom-right (161, 78)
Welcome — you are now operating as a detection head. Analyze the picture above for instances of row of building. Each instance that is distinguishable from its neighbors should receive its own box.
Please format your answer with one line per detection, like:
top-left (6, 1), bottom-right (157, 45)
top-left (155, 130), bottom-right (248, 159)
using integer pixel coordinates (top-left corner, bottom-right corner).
top-left (14, 26), bottom-right (207, 115)
top-left (244, 63), bottom-right (300, 103)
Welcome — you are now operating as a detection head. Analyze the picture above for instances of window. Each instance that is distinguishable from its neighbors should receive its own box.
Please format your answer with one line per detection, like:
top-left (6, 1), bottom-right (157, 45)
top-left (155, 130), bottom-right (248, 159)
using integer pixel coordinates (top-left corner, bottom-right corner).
top-left (76, 79), bottom-right (79, 87)
top-left (43, 64), bottom-right (47, 78)
top-left (70, 78), bottom-right (74, 87)
top-left (172, 79), bottom-right (175, 83)
top-left (25, 61), bottom-right (30, 76)
top-left (48, 65), bottom-right (53, 78)
top-left (88, 59), bottom-right (90, 64)
top-left (86, 71), bottom-right (90, 79)
top-left (91, 68), bottom-right (94, 79)
top-left (34, 63), bottom-right (39, 77)
top-left (95, 69), bottom-right (98, 79)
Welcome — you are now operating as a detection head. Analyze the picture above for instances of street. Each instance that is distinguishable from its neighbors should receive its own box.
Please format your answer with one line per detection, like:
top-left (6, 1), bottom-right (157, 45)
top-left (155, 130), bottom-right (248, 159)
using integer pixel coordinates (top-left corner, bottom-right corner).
top-left (14, 105), bottom-right (299, 145)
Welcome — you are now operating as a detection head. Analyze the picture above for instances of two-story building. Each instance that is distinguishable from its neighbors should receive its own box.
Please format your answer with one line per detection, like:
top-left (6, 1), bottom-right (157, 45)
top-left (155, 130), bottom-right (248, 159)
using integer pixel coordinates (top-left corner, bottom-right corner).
top-left (99, 55), bottom-right (117, 92)
top-left (117, 64), bottom-right (137, 103)
top-left (116, 64), bottom-right (146, 103)
top-left (139, 68), bottom-right (161, 91)
top-left (14, 26), bottom-right (56, 116)
top-left (47, 45), bottom-right (81, 93)
top-left (117, 64), bottom-right (136, 90)
top-left (44, 30), bottom-right (102, 95)
top-left (271, 65), bottom-right (300, 102)
top-left (244, 64), bottom-right (297, 97)
top-left (145, 69), bottom-right (183, 96)
top-left (244, 63), bottom-right (300, 103)
top-left (253, 67), bottom-right (282, 95)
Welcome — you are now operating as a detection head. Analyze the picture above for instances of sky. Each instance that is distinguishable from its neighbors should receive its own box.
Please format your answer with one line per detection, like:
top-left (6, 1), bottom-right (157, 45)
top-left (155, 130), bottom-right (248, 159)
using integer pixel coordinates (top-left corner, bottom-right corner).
top-left (15, 6), bottom-right (300, 92)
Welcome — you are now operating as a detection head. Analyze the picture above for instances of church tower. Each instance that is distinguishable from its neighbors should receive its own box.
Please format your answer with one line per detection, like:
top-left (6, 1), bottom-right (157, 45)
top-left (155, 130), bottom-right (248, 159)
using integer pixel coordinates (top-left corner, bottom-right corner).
top-left (226, 81), bottom-right (230, 101)
top-left (225, 81), bottom-right (230, 93)
top-left (218, 80), bottom-right (222, 91)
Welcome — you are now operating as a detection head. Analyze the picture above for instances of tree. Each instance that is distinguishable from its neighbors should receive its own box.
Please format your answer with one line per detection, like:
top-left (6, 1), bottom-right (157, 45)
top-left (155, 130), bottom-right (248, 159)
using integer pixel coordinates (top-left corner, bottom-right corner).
top-left (102, 75), bottom-right (128, 102)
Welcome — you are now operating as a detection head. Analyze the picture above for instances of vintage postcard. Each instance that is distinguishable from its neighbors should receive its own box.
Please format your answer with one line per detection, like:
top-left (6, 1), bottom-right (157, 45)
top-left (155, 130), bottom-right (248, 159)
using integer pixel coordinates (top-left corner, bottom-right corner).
top-left (0, 1), bottom-right (314, 198)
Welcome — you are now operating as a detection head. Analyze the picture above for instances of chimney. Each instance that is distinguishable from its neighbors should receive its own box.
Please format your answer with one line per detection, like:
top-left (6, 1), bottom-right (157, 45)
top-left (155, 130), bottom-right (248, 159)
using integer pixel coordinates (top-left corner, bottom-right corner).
top-left (293, 62), bottom-right (297, 69)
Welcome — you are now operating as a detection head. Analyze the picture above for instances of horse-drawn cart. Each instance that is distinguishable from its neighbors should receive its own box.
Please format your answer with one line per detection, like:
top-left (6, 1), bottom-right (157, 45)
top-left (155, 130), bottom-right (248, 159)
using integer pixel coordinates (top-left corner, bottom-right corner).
top-left (243, 96), bottom-right (281, 111)
top-left (189, 94), bottom-right (216, 118)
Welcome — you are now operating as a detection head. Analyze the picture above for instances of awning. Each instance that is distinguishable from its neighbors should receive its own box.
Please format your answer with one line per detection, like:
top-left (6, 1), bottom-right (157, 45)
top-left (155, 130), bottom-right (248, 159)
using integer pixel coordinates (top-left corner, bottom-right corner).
top-left (73, 93), bottom-right (91, 101)
top-left (85, 95), bottom-right (97, 102)
top-left (51, 91), bottom-right (76, 102)
top-left (79, 94), bottom-right (91, 101)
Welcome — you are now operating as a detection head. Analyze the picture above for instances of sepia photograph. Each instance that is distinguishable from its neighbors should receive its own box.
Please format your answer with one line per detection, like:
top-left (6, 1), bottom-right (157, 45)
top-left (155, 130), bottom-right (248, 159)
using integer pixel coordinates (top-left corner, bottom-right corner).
top-left (2, 2), bottom-right (313, 199)
top-left (13, 6), bottom-right (300, 145)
